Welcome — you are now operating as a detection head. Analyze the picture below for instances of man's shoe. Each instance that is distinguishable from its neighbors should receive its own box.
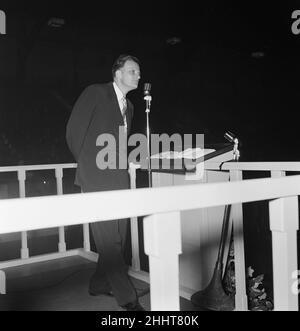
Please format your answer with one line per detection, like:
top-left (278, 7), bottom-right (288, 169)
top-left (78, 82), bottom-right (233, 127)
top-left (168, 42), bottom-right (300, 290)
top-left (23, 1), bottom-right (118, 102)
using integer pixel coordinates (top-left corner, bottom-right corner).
top-left (89, 289), bottom-right (113, 297)
top-left (122, 301), bottom-right (145, 311)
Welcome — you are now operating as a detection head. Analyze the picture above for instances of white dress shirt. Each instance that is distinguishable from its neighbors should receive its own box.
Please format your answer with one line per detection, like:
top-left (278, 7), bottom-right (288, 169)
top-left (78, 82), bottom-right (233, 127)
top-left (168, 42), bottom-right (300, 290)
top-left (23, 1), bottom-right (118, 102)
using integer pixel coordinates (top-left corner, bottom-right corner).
top-left (113, 82), bottom-right (127, 132)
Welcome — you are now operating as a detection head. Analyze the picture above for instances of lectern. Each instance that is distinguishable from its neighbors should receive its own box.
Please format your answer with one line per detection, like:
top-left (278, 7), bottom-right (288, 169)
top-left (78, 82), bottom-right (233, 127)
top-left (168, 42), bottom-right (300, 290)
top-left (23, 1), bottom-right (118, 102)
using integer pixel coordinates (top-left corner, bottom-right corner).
top-left (150, 144), bottom-right (234, 294)
top-left (129, 144), bottom-right (235, 297)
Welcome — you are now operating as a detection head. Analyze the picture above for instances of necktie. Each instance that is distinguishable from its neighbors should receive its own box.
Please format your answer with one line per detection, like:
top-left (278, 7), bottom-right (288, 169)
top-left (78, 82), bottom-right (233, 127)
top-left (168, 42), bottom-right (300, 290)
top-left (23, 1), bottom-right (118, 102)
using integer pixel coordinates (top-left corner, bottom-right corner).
top-left (121, 97), bottom-right (127, 132)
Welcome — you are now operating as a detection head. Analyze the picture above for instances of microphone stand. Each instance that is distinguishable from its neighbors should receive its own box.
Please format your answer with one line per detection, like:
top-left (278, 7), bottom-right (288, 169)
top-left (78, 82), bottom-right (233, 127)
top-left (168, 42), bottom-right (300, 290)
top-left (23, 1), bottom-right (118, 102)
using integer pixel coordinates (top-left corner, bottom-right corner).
top-left (144, 94), bottom-right (152, 187)
top-left (191, 204), bottom-right (234, 311)
top-left (191, 132), bottom-right (240, 311)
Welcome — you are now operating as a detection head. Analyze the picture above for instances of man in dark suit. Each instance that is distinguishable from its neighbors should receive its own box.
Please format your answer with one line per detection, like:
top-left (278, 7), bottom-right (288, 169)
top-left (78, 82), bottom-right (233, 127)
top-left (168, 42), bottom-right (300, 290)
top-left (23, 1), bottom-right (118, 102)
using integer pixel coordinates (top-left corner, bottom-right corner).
top-left (66, 54), bottom-right (145, 311)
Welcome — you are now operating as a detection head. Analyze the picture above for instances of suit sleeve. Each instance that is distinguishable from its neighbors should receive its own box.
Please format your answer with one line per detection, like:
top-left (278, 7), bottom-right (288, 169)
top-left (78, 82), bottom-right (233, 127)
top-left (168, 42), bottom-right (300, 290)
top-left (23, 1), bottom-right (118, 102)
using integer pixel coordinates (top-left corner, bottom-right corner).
top-left (66, 85), bottom-right (98, 161)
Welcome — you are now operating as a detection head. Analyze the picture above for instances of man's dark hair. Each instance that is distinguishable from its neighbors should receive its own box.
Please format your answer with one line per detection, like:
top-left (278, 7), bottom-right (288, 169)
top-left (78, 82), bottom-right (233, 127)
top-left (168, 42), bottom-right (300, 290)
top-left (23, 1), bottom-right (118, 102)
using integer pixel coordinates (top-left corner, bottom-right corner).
top-left (112, 54), bottom-right (140, 79)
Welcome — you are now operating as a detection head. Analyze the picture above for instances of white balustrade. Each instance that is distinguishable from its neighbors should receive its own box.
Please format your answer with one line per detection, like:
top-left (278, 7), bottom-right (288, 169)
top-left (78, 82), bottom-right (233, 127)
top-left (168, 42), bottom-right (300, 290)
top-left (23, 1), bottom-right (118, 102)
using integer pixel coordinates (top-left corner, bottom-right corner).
top-left (0, 162), bottom-right (300, 311)
top-left (0, 164), bottom-right (78, 269)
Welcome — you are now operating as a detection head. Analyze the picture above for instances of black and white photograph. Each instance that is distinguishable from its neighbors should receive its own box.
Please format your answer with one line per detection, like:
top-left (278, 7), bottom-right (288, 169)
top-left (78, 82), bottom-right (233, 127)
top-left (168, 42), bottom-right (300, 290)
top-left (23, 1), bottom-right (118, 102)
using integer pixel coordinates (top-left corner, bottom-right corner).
top-left (0, 0), bottom-right (300, 315)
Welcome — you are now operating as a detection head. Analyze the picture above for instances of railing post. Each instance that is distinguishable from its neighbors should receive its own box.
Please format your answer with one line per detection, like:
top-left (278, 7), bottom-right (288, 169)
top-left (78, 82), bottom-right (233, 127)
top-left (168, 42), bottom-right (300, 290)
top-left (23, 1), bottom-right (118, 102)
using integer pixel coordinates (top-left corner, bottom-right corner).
top-left (271, 171), bottom-right (286, 178)
top-left (0, 270), bottom-right (6, 294)
top-left (144, 211), bottom-right (182, 311)
top-left (83, 223), bottom-right (91, 252)
top-left (80, 188), bottom-right (91, 252)
top-left (269, 196), bottom-right (299, 311)
top-left (230, 169), bottom-right (248, 311)
top-left (18, 169), bottom-right (29, 259)
top-left (129, 164), bottom-right (141, 271)
top-left (55, 168), bottom-right (66, 252)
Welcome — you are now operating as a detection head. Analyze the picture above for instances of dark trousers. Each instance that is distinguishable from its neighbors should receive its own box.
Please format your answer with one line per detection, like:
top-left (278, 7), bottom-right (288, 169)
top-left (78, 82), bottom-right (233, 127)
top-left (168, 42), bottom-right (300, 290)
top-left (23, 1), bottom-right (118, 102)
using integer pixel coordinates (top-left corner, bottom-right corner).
top-left (89, 219), bottom-right (137, 306)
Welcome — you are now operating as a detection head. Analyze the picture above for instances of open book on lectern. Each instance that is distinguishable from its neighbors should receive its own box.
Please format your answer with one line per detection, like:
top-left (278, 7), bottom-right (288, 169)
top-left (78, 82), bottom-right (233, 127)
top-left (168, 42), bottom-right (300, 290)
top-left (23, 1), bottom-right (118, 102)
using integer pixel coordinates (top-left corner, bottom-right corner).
top-left (151, 147), bottom-right (215, 160)
top-left (149, 144), bottom-right (234, 174)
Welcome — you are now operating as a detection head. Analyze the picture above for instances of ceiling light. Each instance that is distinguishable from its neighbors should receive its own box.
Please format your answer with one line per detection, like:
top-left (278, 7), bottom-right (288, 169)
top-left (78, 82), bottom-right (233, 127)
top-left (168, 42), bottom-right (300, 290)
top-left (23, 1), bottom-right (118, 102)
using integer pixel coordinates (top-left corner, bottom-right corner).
top-left (251, 51), bottom-right (265, 59)
top-left (166, 37), bottom-right (182, 45)
top-left (47, 18), bottom-right (65, 28)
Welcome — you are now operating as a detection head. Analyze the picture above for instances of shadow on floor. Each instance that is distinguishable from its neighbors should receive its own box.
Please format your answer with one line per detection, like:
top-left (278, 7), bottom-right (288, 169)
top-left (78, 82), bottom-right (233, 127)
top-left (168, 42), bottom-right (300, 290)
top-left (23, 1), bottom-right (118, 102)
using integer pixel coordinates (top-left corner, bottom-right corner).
top-left (0, 257), bottom-right (201, 311)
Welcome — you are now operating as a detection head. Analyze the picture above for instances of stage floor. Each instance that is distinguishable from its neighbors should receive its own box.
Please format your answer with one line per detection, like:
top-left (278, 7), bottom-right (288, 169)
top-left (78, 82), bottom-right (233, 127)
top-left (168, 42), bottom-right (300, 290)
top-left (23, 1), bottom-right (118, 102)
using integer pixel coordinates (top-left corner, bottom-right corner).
top-left (0, 256), bottom-right (200, 311)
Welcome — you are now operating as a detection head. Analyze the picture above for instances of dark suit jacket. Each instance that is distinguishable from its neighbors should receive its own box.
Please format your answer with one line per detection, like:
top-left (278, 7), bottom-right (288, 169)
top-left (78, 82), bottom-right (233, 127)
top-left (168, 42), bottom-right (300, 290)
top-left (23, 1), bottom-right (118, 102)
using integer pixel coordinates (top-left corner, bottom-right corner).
top-left (66, 82), bottom-right (134, 192)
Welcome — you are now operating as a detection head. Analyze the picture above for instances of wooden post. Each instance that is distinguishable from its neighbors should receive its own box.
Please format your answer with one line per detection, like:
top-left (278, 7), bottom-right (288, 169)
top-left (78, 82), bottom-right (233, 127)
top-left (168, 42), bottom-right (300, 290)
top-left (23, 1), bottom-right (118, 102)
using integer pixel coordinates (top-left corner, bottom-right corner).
top-left (18, 169), bottom-right (29, 259)
top-left (83, 223), bottom-right (91, 252)
top-left (0, 270), bottom-right (6, 294)
top-left (0, 10), bottom-right (6, 35)
top-left (144, 211), bottom-right (182, 311)
top-left (271, 171), bottom-right (286, 178)
top-left (55, 168), bottom-right (66, 252)
top-left (230, 169), bottom-right (248, 311)
top-left (269, 197), bottom-right (299, 311)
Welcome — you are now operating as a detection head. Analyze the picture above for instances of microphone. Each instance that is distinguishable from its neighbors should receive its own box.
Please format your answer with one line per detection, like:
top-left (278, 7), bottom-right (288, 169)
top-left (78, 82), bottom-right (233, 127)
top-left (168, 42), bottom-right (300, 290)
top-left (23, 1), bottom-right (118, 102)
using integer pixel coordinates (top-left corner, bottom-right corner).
top-left (143, 83), bottom-right (152, 186)
top-left (144, 83), bottom-right (151, 96)
top-left (143, 83), bottom-right (152, 111)
top-left (224, 131), bottom-right (240, 161)
top-left (224, 131), bottom-right (237, 143)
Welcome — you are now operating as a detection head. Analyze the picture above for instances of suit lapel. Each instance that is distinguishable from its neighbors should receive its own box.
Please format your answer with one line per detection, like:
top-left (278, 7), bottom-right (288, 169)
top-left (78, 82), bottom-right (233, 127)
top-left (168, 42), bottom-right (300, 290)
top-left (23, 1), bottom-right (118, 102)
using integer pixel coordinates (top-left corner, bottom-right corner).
top-left (107, 82), bottom-right (123, 123)
top-left (107, 82), bottom-right (133, 133)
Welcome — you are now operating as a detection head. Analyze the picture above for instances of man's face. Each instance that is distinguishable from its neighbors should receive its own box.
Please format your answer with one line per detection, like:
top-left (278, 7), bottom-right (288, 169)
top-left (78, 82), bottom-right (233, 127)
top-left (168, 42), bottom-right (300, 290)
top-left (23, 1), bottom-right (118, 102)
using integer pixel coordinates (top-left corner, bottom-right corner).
top-left (119, 60), bottom-right (141, 91)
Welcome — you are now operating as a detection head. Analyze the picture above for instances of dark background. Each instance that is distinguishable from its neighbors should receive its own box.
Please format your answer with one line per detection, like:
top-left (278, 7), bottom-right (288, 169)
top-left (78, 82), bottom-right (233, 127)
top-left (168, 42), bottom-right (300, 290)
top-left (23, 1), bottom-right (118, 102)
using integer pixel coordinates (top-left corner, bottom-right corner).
top-left (0, 0), bottom-right (300, 165)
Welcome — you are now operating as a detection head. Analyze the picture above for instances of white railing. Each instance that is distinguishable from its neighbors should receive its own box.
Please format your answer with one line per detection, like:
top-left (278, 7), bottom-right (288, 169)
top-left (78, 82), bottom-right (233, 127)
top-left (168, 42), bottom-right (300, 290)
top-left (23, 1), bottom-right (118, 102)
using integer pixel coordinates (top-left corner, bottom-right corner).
top-left (129, 161), bottom-right (300, 310)
top-left (203, 161), bottom-right (300, 311)
top-left (0, 162), bottom-right (299, 311)
top-left (0, 163), bottom-right (82, 261)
